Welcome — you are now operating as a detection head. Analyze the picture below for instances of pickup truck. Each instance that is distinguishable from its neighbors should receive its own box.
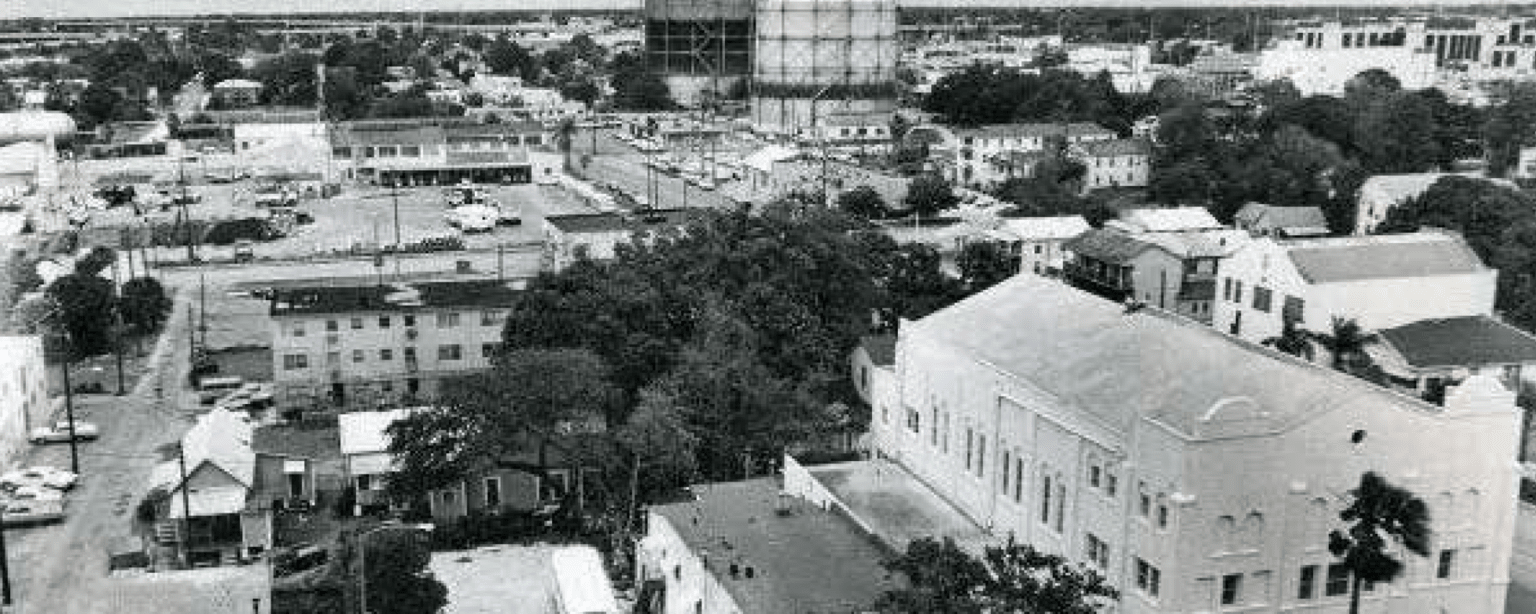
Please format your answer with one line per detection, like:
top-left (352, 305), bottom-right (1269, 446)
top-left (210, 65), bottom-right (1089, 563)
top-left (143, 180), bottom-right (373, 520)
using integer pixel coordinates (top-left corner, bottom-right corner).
top-left (29, 420), bottom-right (99, 444)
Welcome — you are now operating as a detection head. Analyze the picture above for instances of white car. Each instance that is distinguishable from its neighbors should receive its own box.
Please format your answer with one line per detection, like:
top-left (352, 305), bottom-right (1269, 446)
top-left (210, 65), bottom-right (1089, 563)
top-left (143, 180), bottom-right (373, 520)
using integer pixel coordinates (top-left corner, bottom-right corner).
top-left (29, 420), bottom-right (99, 444)
top-left (1, 466), bottom-right (77, 491)
top-left (0, 500), bottom-right (64, 526)
top-left (446, 205), bottom-right (497, 233)
top-left (9, 485), bottom-right (63, 502)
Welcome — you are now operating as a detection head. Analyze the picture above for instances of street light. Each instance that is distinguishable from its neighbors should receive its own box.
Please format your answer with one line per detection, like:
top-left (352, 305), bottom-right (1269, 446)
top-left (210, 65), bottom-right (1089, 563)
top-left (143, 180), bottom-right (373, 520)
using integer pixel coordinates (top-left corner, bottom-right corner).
top-left (357, 522), bottom-right (434, 614)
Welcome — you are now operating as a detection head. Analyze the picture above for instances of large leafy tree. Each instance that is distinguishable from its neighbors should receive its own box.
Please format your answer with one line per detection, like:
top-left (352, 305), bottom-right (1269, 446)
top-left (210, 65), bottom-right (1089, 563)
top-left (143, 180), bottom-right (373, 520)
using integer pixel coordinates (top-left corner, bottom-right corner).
top-left (1328, 472), bottom-right (1431, 614)
top-left (878, 537), bottom-right (1117, 614)
top-left (955, 241), bottom-right (1015, 293)
top-left (1485, 82), bottom-right (1536, 177)
top-left (903, 174), bottom-right (960, 217)
top-left (838, 185), bottom-right (890, 219)
top-left (45, 273), bottom-right (117, 359)
top-left (355, 527), bottom-right (448, 614)
top-left (119, 276), bottom-right (173, 335)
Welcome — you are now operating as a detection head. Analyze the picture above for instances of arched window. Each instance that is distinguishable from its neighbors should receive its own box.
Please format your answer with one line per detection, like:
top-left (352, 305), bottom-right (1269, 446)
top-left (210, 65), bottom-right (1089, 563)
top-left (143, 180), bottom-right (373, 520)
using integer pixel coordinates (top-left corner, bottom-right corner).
top-left (1242, 511), bottom-right (1265, 551)
top-left (1215, 515), bottom-right (1237, 553)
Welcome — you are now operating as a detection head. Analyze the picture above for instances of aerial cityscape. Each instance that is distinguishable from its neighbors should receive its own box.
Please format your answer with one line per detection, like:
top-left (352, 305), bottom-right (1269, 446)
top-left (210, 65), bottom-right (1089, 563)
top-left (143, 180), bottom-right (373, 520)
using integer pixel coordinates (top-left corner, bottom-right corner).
top-left (1, 2), bottom-right (1536, 614)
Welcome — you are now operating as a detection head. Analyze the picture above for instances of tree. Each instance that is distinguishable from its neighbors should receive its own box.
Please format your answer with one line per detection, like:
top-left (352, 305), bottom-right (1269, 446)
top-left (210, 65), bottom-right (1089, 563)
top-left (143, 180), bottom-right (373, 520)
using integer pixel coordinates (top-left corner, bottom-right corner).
top-left (903, 174), bottom-right (959, 217)
top-left (44, 273), bottom-right (117, 359)
top-left (1484, 82), bottom-right (1536, 177)
top-left (877, 537), bottom-right (989, 614)
top-left (357, 528), bottom-right (448, 614)
top-left (609, 52), bottom-right (674, 112)
top-left (982, 539), bottom-right (1118, 614)
top-left (1262, 318), bottom-right (1314, 361)
top-left (385, 349), bottom-right (618, 502)
top-left (484, 37), bottom-right (538, 83)
top-left (556, 117), bottom-right (577, 171)
top-left (119, 277), bottom-right (173, 336)
top-left (955, 241), bottom-right (1015, 294)
top-left (560, 77), bottom-right (601, 107)
top-left (615, 384), bottom-right (699, 499)
top-left (1313, 317), bottom-right (1368, 373)
top-left (1328, 472), bottom-right (1431, 614)
top-left (837, 185), bottom-right (889, 219)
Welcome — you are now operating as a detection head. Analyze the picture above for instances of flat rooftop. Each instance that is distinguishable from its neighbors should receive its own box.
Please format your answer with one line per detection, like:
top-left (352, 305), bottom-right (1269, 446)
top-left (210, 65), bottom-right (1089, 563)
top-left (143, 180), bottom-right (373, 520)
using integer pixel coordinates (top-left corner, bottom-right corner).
top-left (652, 478), bottom-right (899, 614)
top-left (269, 279), bottom-right (521, 317)
top-left (808, 459), bottom-right (993, 556)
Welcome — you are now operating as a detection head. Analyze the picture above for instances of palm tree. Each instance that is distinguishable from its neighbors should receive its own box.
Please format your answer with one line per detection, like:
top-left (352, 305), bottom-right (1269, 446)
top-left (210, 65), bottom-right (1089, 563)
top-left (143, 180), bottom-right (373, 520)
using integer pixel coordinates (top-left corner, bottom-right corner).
top-left (1262, 319), bottom-right (1314, 361)
top-left (1328, 472), bottom-right (1431, 614)
top-left (1314, 317), bottom-right (1367, 372)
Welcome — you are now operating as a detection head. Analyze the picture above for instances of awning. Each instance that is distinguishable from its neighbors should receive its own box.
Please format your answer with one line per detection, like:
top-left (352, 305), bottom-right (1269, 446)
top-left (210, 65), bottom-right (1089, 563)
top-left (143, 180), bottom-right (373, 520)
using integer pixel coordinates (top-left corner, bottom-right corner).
top-left (282, 460), bottom-right (306, 474)
top-left (168, 486), bottom-right (248, 518)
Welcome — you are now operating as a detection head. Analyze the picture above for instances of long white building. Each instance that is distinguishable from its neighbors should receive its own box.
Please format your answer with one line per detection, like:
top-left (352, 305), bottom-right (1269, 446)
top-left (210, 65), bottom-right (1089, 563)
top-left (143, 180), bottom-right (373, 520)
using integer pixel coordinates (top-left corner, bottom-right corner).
top-left (862, 275), bottom-right (1517, 614)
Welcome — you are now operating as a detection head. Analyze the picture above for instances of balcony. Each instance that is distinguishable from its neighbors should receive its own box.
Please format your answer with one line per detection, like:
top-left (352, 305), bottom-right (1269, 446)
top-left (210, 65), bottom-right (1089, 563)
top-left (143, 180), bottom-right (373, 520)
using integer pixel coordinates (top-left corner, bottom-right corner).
top-left (1063, 260), bottom-right (1131, 302)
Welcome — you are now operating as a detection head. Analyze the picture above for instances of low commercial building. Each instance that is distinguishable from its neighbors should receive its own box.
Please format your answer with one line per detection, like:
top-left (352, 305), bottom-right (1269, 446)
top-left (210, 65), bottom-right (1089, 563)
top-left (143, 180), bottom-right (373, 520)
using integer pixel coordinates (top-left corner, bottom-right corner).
top-left (541, 208), bottom-right (694, 270)
top-left (0, 336), bottom-right (48, 468)
top-left (863, 275), bottom-right (1519, 614)
top-left (268, 280), bottom-right (522, 412)
top-left (329, 119), bottom-right (558, 187)
top-left (636, 478), bottom-right (901, 614)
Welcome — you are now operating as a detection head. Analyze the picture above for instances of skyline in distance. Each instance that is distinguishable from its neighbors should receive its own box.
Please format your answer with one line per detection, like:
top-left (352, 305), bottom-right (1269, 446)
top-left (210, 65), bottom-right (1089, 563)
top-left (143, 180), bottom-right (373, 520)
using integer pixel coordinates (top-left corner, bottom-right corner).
top-left (6, 0), bottom-right (1519, 21)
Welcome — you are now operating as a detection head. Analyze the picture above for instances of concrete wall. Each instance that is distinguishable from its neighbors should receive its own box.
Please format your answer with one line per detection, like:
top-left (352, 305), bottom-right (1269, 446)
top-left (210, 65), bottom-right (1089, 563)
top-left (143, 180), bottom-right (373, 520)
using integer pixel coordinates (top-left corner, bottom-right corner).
top-left (642, 511), bottom-right (741, 614)
top-left (0, 336), bottom-right (46, 469)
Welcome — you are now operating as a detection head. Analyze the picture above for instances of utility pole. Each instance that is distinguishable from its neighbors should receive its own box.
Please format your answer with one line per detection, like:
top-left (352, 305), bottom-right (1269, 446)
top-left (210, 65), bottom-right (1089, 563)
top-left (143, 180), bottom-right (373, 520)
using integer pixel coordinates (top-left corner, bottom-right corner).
top-left (0, 505), bottom-right (10, 608)
top-left (199, 273), bottom-right (208, 351)
top-left (391, 184), bottom-right (403, 280)
top-left (178, 444), bottom-right (192, 565)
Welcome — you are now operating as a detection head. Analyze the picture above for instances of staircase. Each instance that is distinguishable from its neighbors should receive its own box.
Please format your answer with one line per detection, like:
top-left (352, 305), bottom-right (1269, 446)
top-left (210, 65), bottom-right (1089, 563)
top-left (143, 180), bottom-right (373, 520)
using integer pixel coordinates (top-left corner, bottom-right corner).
top-left (154, 520), bottom-right (181, 545)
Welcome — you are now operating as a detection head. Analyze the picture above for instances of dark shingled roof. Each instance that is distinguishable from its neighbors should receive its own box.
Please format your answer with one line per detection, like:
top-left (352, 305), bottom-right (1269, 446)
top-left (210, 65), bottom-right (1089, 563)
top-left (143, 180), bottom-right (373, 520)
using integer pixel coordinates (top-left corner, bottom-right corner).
top-left (859, 335), bottom-right (896, 366)
top-left (1063, 228), bottom-right (1155, 264)
top-left (545, 208), bottom-right (696, 234)
top-left (652, 479), bottom-right (899, 614)
top-left (269, 280), bottom-right (521, 317)
top-left (1379, 316), bottom-right (1536, 369)
top-left (252, 423), bottom-right (341, 460)
top-left (1286, 232), bottom-right (1487, 283)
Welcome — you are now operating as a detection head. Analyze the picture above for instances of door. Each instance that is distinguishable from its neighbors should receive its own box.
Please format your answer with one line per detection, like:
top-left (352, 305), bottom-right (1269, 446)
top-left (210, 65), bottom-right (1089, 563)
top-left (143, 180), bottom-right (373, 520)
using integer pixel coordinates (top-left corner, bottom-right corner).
top-left (1229, 311), bottom-right (1242, 336)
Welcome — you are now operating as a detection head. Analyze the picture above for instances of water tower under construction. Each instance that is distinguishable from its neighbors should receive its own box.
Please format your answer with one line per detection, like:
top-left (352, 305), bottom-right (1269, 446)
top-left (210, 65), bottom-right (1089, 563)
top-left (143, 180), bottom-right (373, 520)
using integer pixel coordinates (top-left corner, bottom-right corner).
top-left (750, 0), bottom-right (899, 135)
top-left (643, 0), bottom-right (754, 108)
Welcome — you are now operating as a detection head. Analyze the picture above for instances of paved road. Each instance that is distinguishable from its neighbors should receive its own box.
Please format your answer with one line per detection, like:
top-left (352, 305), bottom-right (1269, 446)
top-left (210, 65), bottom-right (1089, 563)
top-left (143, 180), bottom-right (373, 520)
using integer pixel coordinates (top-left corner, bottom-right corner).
top-left (7, 291), bottom-right (196, 614)
top-left (577, 131), bottom-right (739, 212)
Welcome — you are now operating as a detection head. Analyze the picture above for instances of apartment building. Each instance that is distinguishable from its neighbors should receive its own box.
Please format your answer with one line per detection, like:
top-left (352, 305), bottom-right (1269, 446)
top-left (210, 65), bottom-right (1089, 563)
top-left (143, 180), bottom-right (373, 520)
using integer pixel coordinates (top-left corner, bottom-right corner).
top-left (328, 119), bottom-right (559, 186)
top-left (906, 122), bottom-right (1116, 190)
top-left (268, 280), bottom-right (521, 412)
top-left (1073, 138), bottom-right (1151, 192)
top-left (1063, 222), bottom-right (1248, 325)
top-left (861, 275), bottom-right (1517, 614)
top-left (1213, 230), bottom-right (1496, 345)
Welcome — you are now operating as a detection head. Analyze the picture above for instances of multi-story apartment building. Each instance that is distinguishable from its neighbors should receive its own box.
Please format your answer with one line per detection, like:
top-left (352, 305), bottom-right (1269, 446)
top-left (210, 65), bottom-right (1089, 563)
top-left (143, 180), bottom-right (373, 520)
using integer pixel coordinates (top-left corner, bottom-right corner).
top-left (268, 280), bottom-right (521, 412)
top-left (1073, 138), bottom-right (1152, 192)
top-left (906, 122), bottom-right (1116, 190)
top-left (1213, 230), bottom-right (1496, 345)
top-left (863, 275), bottom-right (1518, 614)
top-left (0, 336), bottom-right (49, 466)
top-left (1062, 215), bottom-right (1248, 325)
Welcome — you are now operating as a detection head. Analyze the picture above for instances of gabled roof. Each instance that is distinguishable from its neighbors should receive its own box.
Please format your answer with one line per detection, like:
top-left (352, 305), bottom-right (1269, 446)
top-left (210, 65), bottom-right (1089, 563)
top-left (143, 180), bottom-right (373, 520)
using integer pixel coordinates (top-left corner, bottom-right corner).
top-left (1076, 138), bottom-right (1151, 158)
top-left (180, 407), bottom-right (255, 487)
top-left (1283, 231), bottom-right (1488, 284)
top-left (907, 275), bottom-right (1440, 439)
top-left (859, 335), bottom-right (896, 366)
top-left (996, 215), bottom-right (1090, 242)
top-left (1063, 228), bottom-right (1155, 264)
top-left (339, 408), bottom-right (420, 456)
top-left (1233, 203), bottom-right (1328, 232)
top-left (1118, 207), bottom-right (1224, 233)
top-left (1379, 316), bottom-right (1536, 369)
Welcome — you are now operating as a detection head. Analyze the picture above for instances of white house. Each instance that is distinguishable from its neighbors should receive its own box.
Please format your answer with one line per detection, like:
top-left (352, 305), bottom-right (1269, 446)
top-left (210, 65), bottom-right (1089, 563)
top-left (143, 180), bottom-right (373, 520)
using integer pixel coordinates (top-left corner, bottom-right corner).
top-left (990, 215), bottom-right (1091, 275)
top-left (906, 122), bottom-right (1116, 190)
top-left (0, 336), bottom-right (48, 468)
top-left (1073, 138), bottom-right (1151, 192)
top-left (1213, 230), bottom-right (1496, 344)
top-left (859, 275), bottom-right (1518, 614)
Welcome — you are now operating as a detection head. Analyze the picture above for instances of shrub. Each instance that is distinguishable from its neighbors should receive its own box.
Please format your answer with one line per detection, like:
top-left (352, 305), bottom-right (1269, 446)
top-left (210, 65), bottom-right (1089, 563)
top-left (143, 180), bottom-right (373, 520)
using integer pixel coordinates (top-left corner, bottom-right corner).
top-left (204, 218), bottom-right (279, 245)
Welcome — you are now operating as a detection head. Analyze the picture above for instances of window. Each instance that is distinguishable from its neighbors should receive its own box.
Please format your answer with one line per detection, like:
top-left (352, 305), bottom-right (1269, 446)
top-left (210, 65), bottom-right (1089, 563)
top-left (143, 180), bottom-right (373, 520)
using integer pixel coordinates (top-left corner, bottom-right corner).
top-left (1283, 295), bottom-right (1304, 324)
top-left (350, 317), bottom-right (364, 330)
top-left (379, 349), bottom-right (394, 361)
top-left (965, 428), bottom-right (974, 471)
top-left (351, 349), bottom-right (365, 363)
top-left (1002, 451), bottom-right (1011, 491)
top-left (484, 477), bottom-right (502, 508)
top-left (1040, 474), bottom-right (1053, 524)
top-left (437, 312), bottom-right (461, 328)
top-left (941, 413), bottom-right (950, 452)
top-left (402, 145), bottom-right (422, 157)
top-left (379, 316), bottom-right (392, 328)
top-left (441, 488), bottom-right (455, 503)
top-left (1234, 281), bottom-right (1243, 304)
top-left (356, 474), bottom-right (373, 491)
top-left (326, 351), bottom-right (341, 366)
top-left (1252, 286), bottom-right (1273, 313)
top-left (282, 354), bottom-right (309, 370)
top-left (881, 404), bottom-right (889, 424)
top-left (1105, 472), bottom-right (1118, 497)
top-left (1088, 464), bottom-right (1102, 488)
top-left (481, 310), bottom-right (504, 326)
top-left (290, 322), bottom-right (306, 337)
top-left (524, 135), bottom-right (543, 146)
top-left (1135, 558), bottom-right (1161, 598)
top-left (1220, 573), bottom-right (1242, 605)
top-left (1012, 457), bottom-right (1023, 503)
top-left (1139, 483), bottom-right (1152, 517)
top-left (930, 407), bottom-right (939, 446)
top-left (326, 319), bottom-right (339, 332)
top-left (438, 344), bottom-right (463, 360)
top-left (906, 407), bottom-right (921, 433)
top-left (1054, 482), bottom-right (1065, 532)
top-left (1325, 564), bottom-right (1350, 596)
top-left (1298, 565), bottom-right (1318, 600)
top-left (976, 435), bottom-right (986, 477)
top-left (404, 314), bottom-right (417, 327)
top-left (482, 343), bottom-right (500, 358)
top-left (1437, 549), bottom-right (1456, 579)
top-left (1156, 500), bottom-right (1170, 529)
top-left (1085, 533), bottom-right (1109, 569)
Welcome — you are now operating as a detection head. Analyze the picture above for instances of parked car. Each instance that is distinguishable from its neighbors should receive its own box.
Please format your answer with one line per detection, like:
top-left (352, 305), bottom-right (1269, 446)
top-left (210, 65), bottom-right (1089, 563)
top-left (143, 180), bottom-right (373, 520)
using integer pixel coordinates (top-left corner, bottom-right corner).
top-left (1, 466), bottom-right (77, 491)
top-left (29, 420), bottom-right (99, 444)
top-left (0, 500), bottom-right (64, 526)
top-left (9, 485), bottom-right (63, 502)
top-left (446, 205), bottom-right (497, 233)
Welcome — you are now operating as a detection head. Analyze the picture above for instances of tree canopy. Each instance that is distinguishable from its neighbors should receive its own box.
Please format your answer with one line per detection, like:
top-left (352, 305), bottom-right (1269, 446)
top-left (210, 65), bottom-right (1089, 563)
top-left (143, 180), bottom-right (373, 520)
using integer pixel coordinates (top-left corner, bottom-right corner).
top-left (878, 536), bottom-right (1117, 614)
